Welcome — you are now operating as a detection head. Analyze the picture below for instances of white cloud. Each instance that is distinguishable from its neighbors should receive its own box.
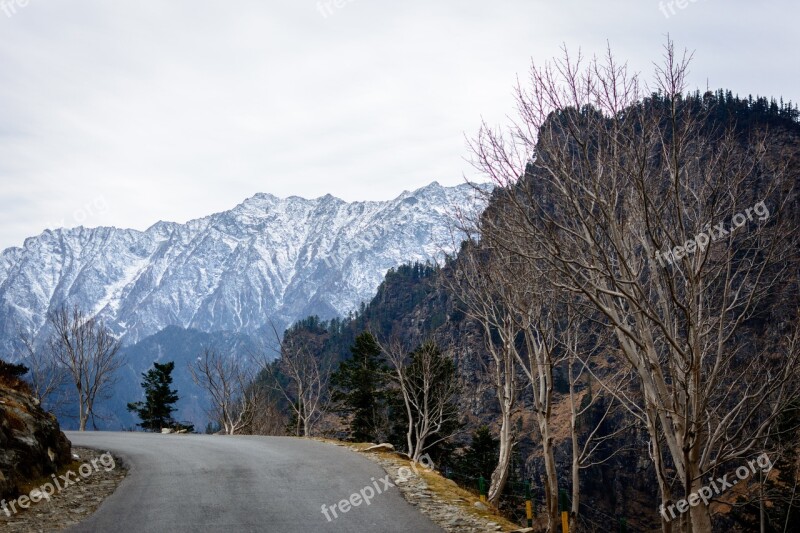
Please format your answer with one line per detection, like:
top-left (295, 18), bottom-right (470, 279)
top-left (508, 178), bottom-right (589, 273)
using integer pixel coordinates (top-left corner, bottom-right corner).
top-left (0, 0), bottom-right (796, 249)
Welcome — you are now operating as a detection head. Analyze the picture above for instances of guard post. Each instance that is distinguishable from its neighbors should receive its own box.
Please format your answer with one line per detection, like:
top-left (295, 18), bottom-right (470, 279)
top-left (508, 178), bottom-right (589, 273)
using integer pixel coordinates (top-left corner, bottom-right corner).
top-left (524, 481), bottom-right (533, 527)
top-left (559, 489), bottom-right (569, 533)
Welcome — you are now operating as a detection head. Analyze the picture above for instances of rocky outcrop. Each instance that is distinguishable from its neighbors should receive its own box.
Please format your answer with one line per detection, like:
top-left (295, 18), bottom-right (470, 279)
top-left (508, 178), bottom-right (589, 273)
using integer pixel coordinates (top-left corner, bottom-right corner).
top-left (0, 383), bottom-right (72, 498)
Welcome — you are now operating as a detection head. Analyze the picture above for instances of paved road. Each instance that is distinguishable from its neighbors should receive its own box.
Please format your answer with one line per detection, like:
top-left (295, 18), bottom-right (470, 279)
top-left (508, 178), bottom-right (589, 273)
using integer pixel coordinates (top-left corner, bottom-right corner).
top-left (64, 432), bottom-right (442, 533)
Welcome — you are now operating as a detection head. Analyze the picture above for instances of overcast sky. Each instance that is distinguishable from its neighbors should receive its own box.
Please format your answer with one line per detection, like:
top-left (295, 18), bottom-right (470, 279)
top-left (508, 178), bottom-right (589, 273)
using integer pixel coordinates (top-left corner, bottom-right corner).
top-left (0, 0), bottom-right (796, 250)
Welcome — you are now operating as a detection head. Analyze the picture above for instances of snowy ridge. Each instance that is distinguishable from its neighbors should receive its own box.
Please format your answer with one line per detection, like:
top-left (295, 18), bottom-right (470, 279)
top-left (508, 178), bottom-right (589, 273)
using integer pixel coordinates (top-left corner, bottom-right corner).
top-left (0, 182), bottom-right (490, 351)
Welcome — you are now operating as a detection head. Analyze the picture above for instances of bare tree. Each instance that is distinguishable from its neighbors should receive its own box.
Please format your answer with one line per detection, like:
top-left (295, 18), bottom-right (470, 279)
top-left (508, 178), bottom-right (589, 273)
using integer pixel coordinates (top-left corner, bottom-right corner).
top-left (444, 241), bottom-right (521, 505)
top-left (47, 305), bottom-right (124, 431)
top-left (470, 40), bottom-right (800, 533)
top-left (509, 270), bottom-right (564, 529)
top-left (188, 347), bottom-right (258, 435)
top-left (452, 192), bottom-right (633, 524)
top-left (257, 323), bottom-right (331, 437)
top-left (19, 331), bottom-right (70, 413)
top-left (561, 303), bottom-right (636, 527)
top-left (383, 338), bottom-right (460, 463)
top-left (245, 383), bottom-right (288, 436)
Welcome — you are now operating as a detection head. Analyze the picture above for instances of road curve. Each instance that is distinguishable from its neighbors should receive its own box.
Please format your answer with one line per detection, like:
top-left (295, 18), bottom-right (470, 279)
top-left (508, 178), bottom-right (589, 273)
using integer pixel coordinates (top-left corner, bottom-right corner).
top-left (64, 432), bottom-right (442, 533)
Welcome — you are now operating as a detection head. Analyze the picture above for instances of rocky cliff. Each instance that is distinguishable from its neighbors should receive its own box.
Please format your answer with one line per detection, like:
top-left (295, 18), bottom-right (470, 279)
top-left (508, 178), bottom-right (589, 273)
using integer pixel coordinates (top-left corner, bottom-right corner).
top-left (0, 374), bottom-right (71, 499)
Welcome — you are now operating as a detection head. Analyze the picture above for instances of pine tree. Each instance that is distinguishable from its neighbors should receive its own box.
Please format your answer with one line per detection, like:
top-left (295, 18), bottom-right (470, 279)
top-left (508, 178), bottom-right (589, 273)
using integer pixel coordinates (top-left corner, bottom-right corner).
top-left (0, 358), bottom-right (29, 392)
top-left (127, 361), bottom-right (180, 432)
top-left (330, 332), bottom-right (391, 442)
top-left (0, 358), bottom-right (28, 380)
top-left (456, 426), bottom-right (500, 481)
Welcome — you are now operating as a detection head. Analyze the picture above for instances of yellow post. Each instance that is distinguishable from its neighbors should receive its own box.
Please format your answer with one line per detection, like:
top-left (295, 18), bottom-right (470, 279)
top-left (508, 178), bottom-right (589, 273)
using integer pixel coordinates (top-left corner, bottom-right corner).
top-left (558, 489), bottom-right (570, 533)
top-left (478, 476), bottom-right (487, 503)
top-left (524, 481), bottom-right (533, 527)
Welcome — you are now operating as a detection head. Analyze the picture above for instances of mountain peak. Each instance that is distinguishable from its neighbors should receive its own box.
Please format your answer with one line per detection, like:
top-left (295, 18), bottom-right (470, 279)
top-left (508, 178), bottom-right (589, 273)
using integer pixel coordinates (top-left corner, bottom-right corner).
top-left (0, 182), bottom-right (491, 353)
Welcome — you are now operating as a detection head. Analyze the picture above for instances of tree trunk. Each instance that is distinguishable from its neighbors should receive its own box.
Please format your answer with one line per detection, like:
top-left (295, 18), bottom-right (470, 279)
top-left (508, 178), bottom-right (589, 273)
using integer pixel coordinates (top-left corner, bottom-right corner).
top-left (78, 392), bottom-right (87, 431)
top-left (540, 422), bottom-right (560, 531)
top-left (488, 411), bottom-right (513, 504)
top-left (568, 358), bottom-right (580, 526)
top-left (405, 396), bottom-right (415, 459)
top-left (571, 428), bottom-right (580, 525)
top-left (688, 465), bottom-right (713, 533)
top-left (688, 499), bottom-right (713, 533)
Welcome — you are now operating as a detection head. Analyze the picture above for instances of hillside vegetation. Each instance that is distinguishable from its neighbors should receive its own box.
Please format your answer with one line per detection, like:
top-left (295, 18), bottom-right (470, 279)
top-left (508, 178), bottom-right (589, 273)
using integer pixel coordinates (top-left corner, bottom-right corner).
top-left (275, 66), bottom-right (800, 532)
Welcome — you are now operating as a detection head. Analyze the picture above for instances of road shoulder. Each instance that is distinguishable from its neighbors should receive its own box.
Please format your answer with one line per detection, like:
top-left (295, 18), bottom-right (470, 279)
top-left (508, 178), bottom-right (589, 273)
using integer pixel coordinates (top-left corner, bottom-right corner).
top-left (316, 439), bottom-right (523, 533)
top-left (0, 446), bottom-right (127, 532)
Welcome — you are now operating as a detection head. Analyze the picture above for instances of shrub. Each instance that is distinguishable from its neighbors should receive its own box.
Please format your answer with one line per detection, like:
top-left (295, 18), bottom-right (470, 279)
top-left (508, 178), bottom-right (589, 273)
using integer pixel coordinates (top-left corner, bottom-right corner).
top-left (0, 358), bottom-right (31, 392)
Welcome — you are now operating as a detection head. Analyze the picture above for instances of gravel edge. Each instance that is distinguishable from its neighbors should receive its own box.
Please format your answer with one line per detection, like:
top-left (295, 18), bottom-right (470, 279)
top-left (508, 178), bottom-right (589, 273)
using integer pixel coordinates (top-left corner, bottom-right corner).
top-left (0, 447), bottom-right (128, 533)
top-left (317, 440), bottom-right (524, 533)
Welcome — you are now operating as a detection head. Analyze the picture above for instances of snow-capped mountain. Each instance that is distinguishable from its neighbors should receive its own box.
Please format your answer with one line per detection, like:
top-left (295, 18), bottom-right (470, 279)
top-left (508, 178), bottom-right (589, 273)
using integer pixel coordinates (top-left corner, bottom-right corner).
top-left (0, 181), bottom-right (489, 353)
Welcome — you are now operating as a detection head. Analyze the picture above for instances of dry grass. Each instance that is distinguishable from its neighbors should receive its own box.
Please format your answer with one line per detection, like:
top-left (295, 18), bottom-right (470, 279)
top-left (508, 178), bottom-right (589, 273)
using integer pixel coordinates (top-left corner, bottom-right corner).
top-left (316, 437), bottom-right (523, 531)
top-left (311, 437), bottom-right (382, 452)
top-left (414, 465), bottom-right (521, 529)
top-left (0, 376), bottom-right (31, 395)
top-left (15, 458), bottom-right (84, 497)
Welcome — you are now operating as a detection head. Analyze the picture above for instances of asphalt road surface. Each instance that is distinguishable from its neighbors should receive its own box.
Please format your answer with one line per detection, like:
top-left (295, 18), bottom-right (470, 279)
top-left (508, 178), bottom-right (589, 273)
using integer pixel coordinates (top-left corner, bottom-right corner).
top-left (64, 432), bottom-right (442, 533)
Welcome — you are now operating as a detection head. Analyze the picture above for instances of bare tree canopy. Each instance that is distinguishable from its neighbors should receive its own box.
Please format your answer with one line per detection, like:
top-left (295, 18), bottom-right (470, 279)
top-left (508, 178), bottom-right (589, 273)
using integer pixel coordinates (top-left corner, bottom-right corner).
top-left (469, 40), bottom-right (800, 532)
top-left (383, 338), bottom-right (460, 463)
top-left (256, 322), bottom-right (331, 438)
top-left (188, 347), bottom-right (259, 435)
top-left (46, 305), bottom-right (124, 431)
top-left (444, 241), bottom-right (521, 505)
top-left (18, 330), bottom-right (70, 414)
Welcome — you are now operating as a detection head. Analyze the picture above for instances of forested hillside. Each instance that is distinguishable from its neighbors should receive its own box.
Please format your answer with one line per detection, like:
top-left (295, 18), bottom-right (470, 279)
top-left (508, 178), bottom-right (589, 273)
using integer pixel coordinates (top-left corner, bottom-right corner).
top-left (277, 84), bottom-right (800, 532)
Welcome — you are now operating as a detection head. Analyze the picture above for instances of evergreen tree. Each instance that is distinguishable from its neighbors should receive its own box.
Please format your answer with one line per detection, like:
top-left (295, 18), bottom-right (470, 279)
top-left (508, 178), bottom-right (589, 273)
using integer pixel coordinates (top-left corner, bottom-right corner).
top-left (0, 358), bottom-right (29, 380)
top-left (0, 358), bottom-right (29, 392)
top-left (455, 426), bottom-right (499, 481)
top-left (127, 361), bottom-right (180, 432)
top-left (330, 332), bottom-right (391, 442)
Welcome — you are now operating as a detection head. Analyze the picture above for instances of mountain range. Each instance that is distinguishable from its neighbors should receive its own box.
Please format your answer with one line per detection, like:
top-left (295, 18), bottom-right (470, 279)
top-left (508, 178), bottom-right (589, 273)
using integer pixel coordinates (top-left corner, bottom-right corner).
top-left (0, 181), bottom-right (489, 428)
